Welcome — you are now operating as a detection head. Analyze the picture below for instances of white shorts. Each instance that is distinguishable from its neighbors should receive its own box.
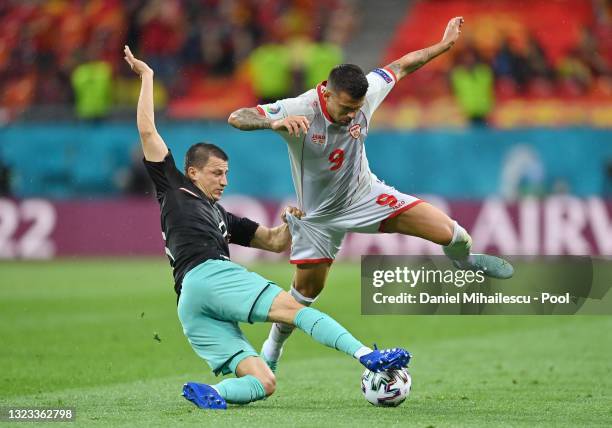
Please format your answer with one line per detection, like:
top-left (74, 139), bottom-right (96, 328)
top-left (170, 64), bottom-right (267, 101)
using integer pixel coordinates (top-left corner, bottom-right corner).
top-left (286, 180), bottom-right (422, 264)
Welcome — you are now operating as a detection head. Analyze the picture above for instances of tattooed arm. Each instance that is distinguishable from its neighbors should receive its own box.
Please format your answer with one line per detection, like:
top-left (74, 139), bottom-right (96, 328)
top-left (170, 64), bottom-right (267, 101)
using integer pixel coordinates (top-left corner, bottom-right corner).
top-left (228, 107), bottom-right (310, 137)
top-left (386, 17), bottom-right (464, 82)
top-left (227, 107), bottom-right (273, 130)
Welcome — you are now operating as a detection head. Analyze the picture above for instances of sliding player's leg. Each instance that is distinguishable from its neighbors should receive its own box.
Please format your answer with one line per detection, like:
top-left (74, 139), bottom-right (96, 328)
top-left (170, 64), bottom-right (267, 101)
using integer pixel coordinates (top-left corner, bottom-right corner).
top-left (263, 288), bottom-right (410, 373)
top-left (178, 259), bottom-right (282, 409)
top-left (262, 213), bottom-right (342, 371)
top-left (178, 301), bottom-right (271, 409)
top-left (261, 262), bottom-right (331, 369)
top-left (180, 268), bottom-right (411, 410)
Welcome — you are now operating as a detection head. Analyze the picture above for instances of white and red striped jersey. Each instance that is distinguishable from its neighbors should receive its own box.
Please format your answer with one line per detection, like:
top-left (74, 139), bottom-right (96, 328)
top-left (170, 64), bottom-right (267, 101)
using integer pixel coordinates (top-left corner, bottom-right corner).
top-left (258, 67), bottom-right (397, 216)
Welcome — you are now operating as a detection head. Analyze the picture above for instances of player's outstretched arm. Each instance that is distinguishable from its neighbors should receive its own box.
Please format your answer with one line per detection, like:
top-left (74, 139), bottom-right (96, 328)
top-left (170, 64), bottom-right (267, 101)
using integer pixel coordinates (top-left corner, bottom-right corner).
top-left (250, 206), bottom-right (304, 252)
top-left (123, 45), bottom-right (168, 162)
top-left (228, 107), bottom-right (274, 131)
top-left (385, 16), bottom-right (464, 81)
top-left (228, 108), bottom-right (310, 137)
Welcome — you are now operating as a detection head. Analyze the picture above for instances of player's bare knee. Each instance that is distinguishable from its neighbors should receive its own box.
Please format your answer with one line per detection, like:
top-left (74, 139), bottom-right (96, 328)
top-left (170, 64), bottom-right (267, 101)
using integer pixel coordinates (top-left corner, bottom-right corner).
top-left (277, 290), bottom-right (304, 310)
top-left (288, 295), bottom-right (305, 311)
top-left (279, 293), bottom-right (304, 312)
top-left (268, 291), bottom-right (305, 324)
top-left (283, 295), bottom-right (305, 322)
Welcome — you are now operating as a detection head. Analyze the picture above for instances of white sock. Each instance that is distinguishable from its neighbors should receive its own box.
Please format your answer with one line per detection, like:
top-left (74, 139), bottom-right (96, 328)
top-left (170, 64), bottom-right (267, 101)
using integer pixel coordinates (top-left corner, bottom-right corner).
top-left (449, 220), bottom-right (461, 244)
top-left (443, 221), bottom-right (472, 261)
top-left (353, 346), bottom-right (373, 359)
top-left (262, 324), bottom-right (293, 361)
top-left (290, 286), bottom-right (318, 306)
top-left (262, 286), bottom-right (318, 361)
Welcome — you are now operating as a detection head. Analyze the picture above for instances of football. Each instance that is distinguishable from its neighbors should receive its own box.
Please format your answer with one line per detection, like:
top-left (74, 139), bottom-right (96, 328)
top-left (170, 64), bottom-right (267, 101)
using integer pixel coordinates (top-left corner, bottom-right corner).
top-left (361, 368), bottom-right (412, 407)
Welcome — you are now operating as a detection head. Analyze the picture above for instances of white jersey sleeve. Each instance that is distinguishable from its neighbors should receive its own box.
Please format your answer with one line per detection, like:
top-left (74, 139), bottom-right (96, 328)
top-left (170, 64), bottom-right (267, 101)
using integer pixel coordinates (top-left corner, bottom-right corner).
top-left (363, 67), bottom-right (397, 121)
top-left (257, 90), bottom-right (318, 143)
top-left (257, 91), bottom-right (317, 121)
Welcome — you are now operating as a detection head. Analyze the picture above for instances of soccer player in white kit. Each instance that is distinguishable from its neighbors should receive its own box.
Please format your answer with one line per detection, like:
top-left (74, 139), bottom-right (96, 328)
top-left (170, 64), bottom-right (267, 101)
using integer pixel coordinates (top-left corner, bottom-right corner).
top-left (229, 17), bottom-right (513, 370)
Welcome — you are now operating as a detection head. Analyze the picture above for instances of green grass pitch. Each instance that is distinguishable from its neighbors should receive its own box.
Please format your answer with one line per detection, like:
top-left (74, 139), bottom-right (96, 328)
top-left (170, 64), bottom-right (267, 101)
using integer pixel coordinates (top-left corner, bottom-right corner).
top-left (1, 259), bottom-right (611, 427)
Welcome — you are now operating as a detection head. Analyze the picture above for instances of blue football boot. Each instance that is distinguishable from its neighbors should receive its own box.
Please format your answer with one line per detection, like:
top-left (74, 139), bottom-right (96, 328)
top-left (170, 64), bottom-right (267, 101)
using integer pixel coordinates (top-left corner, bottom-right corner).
top-left (359, 345), bottom-right (411, 373)
top-left (182, 382), bottom-right (227, 410)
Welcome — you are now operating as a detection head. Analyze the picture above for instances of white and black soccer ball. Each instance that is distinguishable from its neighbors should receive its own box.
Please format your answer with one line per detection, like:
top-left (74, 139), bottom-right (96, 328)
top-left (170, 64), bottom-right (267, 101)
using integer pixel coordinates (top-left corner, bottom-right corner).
top-left (361, 368), bottom-right (411, 407)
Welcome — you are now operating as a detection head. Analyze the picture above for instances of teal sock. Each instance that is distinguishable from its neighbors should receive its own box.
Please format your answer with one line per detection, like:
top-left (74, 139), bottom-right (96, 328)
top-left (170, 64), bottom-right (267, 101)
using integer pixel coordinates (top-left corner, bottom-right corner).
top-left (293, 307), bottom-right (364, 357)
top-left (213, 375), bottom-right (266, 404)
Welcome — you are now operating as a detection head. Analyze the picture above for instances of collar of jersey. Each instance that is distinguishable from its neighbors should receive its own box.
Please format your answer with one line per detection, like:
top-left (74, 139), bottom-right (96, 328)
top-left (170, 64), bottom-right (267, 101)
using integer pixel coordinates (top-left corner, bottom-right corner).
top-left (316, 81), bottom-right (335, 124)
top-left (180, 182), bottom-right (215, 204)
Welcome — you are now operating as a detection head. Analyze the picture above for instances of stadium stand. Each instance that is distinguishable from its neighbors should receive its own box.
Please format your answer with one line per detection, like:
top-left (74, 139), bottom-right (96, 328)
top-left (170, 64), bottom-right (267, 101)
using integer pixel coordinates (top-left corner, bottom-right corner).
top-left (381, 0), bottom-right (612, 127)
top-left (0, 0), bottom-right (353, 121)
top-left (1, 0), bottom-right (610, 127)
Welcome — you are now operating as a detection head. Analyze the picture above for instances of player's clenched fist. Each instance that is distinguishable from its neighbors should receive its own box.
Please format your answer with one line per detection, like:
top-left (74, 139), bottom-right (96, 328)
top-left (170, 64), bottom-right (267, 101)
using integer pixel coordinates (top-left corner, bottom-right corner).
top-left (281, 206), bottom-right (305, 223)
top-left (271, 115), bottom-right (310, 137)
top-left (441, 16), bottom-right (464, 47)
top-left (123, 45), bottom-right (153, 77)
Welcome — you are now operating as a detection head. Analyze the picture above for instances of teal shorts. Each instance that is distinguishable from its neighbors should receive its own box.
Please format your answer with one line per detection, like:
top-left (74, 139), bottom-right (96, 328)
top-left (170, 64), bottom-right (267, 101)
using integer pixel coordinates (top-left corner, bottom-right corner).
top-left (177, 259), bottom-right (283, 376)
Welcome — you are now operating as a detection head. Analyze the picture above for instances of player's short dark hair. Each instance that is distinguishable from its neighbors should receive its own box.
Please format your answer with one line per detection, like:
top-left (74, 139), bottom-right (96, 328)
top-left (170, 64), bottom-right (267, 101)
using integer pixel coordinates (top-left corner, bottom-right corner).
top-left (184, 142), bottom-right (228, 174)
top-left (327, 64), bottom-right (369, 100)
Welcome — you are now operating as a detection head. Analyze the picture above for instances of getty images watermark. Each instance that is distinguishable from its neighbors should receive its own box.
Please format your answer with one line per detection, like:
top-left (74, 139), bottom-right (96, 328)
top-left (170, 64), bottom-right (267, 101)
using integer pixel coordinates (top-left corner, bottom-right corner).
top-left (361, 256), bottom-right (612, 315)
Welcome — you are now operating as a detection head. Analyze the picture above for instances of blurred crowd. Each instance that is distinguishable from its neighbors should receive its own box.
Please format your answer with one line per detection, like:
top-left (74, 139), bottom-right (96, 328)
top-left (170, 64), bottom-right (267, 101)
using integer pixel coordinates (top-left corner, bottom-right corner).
top-left (1, 0), bottom-right (612, 125)
top-left (0, 0), bottom-right (354, 121)
top-left (449, 26), bottom-right (612, 125)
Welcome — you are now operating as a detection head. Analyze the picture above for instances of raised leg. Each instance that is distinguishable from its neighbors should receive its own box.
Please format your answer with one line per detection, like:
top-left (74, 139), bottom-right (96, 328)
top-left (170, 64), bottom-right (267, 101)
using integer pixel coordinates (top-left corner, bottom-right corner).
top-left (382, 202), bottom-right (513, 279)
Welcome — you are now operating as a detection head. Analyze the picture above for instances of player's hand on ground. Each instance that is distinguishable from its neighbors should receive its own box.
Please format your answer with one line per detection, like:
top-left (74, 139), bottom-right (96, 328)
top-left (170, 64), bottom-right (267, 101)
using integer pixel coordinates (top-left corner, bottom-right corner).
top-left (441, 16), bottom-right (464, 47)
top-left (282, 206), bottom-right (305, 223)
top-left (124, 45), bottom-right (153, 77)
top-left (271, 116), bottom-right (310, 137)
